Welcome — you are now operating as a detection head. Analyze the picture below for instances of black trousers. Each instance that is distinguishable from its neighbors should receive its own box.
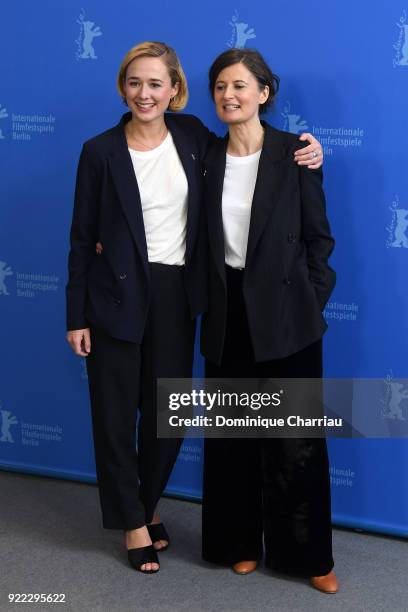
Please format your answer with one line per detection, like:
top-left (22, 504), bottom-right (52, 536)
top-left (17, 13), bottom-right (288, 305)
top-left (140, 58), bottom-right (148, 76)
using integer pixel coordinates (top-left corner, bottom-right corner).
top-left (202, 266), bottom-right (334, 577)
top-left (86, 263), bottom-right (195, 530)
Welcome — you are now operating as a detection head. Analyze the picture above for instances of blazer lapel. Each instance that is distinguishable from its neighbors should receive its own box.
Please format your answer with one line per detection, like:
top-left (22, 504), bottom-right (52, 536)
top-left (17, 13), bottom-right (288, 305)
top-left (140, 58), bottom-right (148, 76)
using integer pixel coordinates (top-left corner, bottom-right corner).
top-left (108, 113), bottom-right (149, 279)
top-left (205, 136), bottom-right (228, 285)
top-left (245, 123), bottom-right (292, 266)
top-left (165, 116), bottom-right (199, 265)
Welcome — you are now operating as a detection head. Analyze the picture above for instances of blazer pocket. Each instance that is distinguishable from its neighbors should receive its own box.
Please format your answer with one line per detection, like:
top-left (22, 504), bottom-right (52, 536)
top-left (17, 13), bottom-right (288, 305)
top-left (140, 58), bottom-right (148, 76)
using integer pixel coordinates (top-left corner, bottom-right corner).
top-left (88, 255), bottom-right (119, 298)
top-left (298, 264), bottom-right (325, 312)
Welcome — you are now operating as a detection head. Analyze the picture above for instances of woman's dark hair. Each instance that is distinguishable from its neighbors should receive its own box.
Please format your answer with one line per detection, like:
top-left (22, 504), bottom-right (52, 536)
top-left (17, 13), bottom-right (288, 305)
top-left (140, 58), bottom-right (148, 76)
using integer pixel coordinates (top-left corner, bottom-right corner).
top-left (208, 48), bottom-right (280, 114)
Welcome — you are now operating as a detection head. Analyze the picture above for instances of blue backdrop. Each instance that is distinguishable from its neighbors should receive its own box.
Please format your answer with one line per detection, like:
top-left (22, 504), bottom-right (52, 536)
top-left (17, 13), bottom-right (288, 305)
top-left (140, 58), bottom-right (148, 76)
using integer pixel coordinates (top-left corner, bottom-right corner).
top-left (0, 0), bottom-right (407, 537)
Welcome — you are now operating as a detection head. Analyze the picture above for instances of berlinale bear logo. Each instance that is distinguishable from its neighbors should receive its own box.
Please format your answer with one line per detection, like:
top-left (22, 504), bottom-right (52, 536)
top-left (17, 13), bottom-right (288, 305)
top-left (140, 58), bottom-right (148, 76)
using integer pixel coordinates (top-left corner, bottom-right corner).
top-left (0, 104), bottom-right (8, 139)
top-left (0, 406), bottom-right (19, 443)
top-left (282, 101), bottom-right (309, 135)
top-left (386, 195), bottom-right (408, 249)
top-left (393, 10), bottom-right (408, 66)
top-left (0, 261), bottom-right (13, 295)
top-left (227, 10), bottom-right (256, 48)
top-left (382, 374), bottom-right (408, 421)
top-left (76, 9), bottom-right (102, 60)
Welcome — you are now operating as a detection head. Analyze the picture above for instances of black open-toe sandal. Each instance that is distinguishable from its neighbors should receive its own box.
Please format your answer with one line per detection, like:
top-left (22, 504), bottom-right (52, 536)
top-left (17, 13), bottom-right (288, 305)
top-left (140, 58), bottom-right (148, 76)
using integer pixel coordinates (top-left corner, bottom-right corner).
top-left (147, 523), bottom-right (170, 552)
top-left (127, 544), bottom-right (160, 573)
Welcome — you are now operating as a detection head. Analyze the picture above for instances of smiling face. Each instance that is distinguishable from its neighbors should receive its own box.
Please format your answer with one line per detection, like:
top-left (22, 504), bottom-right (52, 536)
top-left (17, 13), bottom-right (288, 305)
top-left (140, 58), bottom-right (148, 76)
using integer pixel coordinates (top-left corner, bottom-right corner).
top-left (213, 62), bottom-right (269, 125)
top-left (123, 56), bottom-right (179, 123)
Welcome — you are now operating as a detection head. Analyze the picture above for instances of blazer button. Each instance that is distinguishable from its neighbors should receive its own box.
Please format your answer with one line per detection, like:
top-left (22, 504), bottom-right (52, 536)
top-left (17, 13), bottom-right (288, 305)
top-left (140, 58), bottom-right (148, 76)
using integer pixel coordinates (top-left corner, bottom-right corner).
top-left (283, 277), bottom-right (291, 285)
top-left (114, 298), bottom-right (121, 306)
top-left (119, 273), bottom-right (127, 280)
top-left (287, 233), bottom-right (296, 243)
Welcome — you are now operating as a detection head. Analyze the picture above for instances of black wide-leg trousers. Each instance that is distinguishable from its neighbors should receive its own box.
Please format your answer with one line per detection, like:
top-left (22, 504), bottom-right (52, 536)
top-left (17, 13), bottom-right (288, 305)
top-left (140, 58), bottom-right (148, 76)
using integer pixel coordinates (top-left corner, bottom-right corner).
top-left (202, 266), bottom-right (334, 577)
top-left (86, 263), bottom-right (195, 530)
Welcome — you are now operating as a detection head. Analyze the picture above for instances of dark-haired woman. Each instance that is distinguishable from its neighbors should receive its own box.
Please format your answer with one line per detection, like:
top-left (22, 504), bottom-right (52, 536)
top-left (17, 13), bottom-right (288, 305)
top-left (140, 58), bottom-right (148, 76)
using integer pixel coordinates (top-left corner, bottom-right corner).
top-left (201, 49), bottom-right (338, 593)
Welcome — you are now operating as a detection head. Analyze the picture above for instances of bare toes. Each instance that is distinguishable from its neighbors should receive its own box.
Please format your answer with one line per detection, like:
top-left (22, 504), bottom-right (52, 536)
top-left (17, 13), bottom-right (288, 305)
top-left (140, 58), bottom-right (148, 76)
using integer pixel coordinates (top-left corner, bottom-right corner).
top-left (140, 562), bottom-right (159, 572)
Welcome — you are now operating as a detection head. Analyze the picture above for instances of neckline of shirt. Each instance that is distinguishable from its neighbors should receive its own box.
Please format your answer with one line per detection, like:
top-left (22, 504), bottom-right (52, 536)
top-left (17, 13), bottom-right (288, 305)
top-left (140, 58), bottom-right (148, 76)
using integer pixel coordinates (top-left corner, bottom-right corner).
top-left (226, 149), bottom-right (262, 164)
top-left (128, 130), bottom-right (172, 159)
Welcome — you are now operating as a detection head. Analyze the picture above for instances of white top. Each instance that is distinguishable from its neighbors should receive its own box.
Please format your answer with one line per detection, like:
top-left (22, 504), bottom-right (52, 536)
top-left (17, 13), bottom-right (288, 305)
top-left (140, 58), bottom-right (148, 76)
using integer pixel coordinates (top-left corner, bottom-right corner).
top-left (128, 131), bottom-right (188, 265)
top-left (222, 150), bottom-right (262, 269)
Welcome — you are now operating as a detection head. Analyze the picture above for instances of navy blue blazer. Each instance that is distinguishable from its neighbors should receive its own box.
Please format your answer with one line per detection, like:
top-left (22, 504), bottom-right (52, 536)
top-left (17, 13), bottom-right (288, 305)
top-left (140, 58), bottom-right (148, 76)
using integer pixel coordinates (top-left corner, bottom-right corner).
top-left (66, 112), bottom-right (212, 342)
top-left (201, 121), bottom-right (336, 364)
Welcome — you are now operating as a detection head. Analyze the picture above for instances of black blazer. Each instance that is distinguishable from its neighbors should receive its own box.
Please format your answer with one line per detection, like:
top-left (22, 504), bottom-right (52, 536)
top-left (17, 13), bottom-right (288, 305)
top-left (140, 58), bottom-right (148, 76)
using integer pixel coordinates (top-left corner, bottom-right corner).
top-left (66, 112), bottom-right (211, 342)
top-left (201, 122), bottom-right (336, 365)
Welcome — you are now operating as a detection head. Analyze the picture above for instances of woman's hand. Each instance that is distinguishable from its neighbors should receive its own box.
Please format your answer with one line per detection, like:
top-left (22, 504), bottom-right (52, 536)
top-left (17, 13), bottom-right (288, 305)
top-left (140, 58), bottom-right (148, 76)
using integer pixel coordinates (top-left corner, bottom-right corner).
top-left (294, 133), bottom-right (323, 170)
top-left (66, 328), bottom-right (91, 356)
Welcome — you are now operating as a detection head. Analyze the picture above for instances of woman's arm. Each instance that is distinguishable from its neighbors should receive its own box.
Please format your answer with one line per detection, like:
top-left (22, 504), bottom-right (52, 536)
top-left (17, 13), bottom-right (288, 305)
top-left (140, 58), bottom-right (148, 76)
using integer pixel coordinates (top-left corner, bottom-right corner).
top-left (188, 115), bottom-right (220, 162)
top-left (297, 147), bottom-right (336, 310)
top-left (66, 142), bottom-right (101, 333)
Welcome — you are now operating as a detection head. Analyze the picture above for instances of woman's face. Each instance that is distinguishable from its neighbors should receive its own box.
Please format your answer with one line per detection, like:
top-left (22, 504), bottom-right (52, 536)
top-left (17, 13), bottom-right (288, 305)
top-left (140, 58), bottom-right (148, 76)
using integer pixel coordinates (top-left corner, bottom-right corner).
top-left (123, 56), bottom-right (179, 123)
top-left (213, 62), bottom-right (269, 125)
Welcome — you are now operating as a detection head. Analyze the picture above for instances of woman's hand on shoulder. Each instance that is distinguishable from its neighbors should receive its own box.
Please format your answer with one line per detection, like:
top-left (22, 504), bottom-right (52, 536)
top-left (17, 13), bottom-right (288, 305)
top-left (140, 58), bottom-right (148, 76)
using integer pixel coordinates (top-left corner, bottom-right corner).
top-left (66, 328), bottom-right (91, 356)
top-left (294, 133), bottom-right (323, 170)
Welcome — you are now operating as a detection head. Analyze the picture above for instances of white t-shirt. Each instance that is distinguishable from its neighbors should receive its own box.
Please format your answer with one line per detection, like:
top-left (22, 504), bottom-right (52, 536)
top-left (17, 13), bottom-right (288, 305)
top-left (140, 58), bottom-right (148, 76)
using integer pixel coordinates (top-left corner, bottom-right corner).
top-left (222, 150), bottom-right (261, 269)
top-left (128, 131), bottom-right (188, 265)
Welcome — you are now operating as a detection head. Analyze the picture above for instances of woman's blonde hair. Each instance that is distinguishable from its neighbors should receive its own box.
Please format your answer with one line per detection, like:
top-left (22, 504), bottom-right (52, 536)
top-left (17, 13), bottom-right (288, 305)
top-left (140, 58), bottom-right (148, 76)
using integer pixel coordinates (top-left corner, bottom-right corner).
top-left (117, 41), bottom-right (188, 111)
